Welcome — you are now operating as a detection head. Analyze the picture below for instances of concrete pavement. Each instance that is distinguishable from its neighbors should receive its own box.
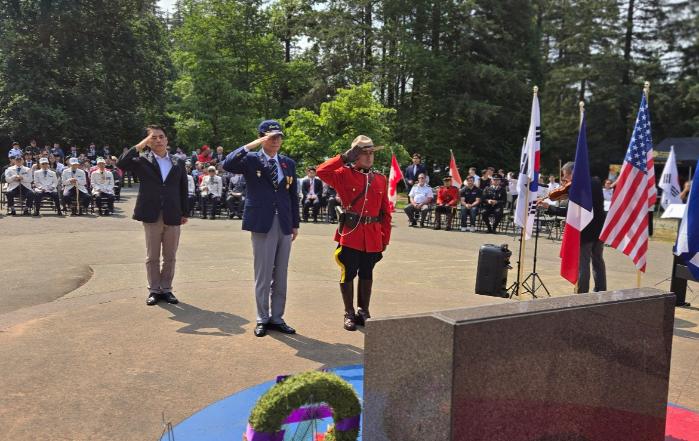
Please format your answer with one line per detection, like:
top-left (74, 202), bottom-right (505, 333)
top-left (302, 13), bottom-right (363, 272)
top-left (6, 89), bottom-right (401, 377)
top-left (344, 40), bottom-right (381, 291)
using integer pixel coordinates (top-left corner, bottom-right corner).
top-left (0, 187), bottom-right (697, 440)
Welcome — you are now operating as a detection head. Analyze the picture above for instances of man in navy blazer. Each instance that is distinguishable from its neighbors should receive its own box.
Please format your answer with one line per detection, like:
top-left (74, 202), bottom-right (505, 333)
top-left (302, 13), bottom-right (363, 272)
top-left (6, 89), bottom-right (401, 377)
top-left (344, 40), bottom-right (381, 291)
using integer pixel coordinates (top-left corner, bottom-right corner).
top-left (223, 120), bottom-right (300, 337)
top-left (301, 166), bottom-right (324, 222)
top-left (403, 153), bottom-right (428, 191)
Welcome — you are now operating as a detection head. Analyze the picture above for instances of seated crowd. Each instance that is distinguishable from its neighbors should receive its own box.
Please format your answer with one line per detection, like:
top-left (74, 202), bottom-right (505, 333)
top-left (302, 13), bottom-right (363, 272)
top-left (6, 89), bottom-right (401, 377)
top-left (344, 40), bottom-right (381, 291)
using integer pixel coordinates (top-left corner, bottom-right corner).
top-left (2, 141), bottom-right (122, 216)
top-left (403, 152), bottom-right (520, 234)
top-left (6, 141), bottom-right (611, 234)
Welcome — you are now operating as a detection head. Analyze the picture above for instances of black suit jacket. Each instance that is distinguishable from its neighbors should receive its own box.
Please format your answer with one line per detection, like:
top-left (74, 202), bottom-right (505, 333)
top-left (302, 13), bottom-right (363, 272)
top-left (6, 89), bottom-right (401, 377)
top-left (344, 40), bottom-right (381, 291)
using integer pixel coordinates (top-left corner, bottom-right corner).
top-left (302, 177), bottom-right (323, 202)
top-left (404, 163), bottom-right (427, 183)
top-left (117, 147), bottom-right (188, 225)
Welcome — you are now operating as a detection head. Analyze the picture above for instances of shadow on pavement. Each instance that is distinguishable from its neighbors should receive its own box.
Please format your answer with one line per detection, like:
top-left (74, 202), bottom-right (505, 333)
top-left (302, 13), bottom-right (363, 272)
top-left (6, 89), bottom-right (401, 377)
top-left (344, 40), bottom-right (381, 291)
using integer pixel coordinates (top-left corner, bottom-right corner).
top-left (160, 302), bottom-right (250, 336)
top-left (270, 332), bottom-right (363, 368)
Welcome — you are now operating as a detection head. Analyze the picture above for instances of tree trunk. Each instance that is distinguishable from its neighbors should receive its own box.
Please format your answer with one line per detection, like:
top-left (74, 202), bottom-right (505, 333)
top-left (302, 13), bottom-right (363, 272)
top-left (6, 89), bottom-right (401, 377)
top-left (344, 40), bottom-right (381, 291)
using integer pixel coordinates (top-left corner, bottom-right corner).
top-left (39, 0), bottom-right (52, 49)
top-left (620, 0), bottom-right (635, 146)
top-left (363, 0), bottom-right (373, 72)
top-left (431, 0), bottom-right (440, 54)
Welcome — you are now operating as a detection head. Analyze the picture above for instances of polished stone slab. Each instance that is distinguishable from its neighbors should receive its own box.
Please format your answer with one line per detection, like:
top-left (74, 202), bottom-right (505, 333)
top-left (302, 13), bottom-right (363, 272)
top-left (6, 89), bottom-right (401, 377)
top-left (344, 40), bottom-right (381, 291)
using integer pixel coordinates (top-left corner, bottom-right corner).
top-left (363, 288), bottom-right (675, 441)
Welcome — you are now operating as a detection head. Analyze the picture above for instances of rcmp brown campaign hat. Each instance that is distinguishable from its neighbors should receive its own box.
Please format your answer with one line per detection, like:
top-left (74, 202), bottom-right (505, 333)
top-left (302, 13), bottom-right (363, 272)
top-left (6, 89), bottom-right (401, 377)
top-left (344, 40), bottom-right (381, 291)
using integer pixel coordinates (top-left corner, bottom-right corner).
top-left (351, 135), bottom-right (384, 152)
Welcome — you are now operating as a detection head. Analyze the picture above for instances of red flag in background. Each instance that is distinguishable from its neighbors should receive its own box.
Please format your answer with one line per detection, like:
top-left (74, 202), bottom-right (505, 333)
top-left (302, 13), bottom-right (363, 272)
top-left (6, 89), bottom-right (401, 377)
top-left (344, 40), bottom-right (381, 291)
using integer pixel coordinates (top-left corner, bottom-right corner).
top-left (449, 150), bottom-right (462, 187)
top-left (388, 153), bottom-right (403, 212)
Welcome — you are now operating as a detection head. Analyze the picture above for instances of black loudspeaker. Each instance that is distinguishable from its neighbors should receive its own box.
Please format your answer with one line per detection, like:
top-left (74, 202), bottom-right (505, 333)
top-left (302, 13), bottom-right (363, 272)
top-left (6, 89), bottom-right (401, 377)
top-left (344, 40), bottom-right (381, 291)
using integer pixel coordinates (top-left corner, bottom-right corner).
top-left (475, 244), bottom-right (512, 297)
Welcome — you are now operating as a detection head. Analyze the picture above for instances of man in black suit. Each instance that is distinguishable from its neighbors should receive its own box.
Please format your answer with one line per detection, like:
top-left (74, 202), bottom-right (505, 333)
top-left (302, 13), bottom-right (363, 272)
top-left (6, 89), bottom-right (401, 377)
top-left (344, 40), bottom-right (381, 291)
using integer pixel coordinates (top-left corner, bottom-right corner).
top-left (301, 166), bottom-right (323, 222)
top-left (117, 125), bottom-right (189, 306)
top-left (403, 153), bottom-right (428, 191)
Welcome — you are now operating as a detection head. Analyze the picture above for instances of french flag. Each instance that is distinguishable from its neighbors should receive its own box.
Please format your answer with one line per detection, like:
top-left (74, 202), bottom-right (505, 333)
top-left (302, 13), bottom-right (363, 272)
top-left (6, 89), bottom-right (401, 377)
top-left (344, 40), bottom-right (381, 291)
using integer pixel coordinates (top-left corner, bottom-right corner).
top-left (560, 113), bottom-right (594, 285)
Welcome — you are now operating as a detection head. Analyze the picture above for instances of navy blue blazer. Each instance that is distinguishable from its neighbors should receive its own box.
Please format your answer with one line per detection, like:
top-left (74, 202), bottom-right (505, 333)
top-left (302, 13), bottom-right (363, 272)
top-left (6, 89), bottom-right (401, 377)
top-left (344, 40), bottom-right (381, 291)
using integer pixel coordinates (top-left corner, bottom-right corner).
top-left (404, 163), bottom-right (428, 182)
top-left (222, 146), bottom-right (300, 234)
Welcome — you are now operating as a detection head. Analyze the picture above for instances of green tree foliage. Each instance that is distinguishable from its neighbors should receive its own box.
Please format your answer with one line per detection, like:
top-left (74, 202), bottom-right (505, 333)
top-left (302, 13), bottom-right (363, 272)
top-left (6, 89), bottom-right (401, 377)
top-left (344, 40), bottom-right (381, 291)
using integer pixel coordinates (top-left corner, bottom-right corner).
top-left (0, 0), bottom-right (171, 148)
top-left (1, 0), bottom-right (698, 177)
top-left (283, 83), bottom-right (408, 171)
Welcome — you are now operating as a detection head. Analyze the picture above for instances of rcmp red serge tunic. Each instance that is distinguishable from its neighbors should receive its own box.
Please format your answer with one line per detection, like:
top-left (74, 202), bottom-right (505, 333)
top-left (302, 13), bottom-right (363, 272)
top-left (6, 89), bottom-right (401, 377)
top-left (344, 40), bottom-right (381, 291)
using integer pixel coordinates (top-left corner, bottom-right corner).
top-left (437, 186), bottom-right (459, 206)
top-left (316, 155), bottom-right (392, 252)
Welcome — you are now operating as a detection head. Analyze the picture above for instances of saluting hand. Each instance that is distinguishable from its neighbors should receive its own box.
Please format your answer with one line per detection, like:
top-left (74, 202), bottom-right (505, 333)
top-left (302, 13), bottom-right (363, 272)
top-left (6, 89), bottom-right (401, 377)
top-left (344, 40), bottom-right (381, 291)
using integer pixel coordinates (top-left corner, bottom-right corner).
top-left (244, 135), bottom-right (272, 150)
top-left (135, 135), bottom-right (151, 152)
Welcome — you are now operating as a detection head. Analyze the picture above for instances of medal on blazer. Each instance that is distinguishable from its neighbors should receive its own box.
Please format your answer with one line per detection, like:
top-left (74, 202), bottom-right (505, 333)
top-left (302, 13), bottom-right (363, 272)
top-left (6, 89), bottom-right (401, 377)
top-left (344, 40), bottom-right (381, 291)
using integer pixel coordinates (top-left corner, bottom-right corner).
top-left (286, 176), bottom-right (292, 190)
top-left (256, 170), bottom-right (262, 178)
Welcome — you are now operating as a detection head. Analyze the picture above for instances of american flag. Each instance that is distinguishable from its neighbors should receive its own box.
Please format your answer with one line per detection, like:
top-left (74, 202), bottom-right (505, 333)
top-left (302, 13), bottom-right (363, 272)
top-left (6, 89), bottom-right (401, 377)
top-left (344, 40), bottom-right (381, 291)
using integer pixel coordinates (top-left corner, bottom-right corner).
top-left (599, 94), bottom-right (657, 271)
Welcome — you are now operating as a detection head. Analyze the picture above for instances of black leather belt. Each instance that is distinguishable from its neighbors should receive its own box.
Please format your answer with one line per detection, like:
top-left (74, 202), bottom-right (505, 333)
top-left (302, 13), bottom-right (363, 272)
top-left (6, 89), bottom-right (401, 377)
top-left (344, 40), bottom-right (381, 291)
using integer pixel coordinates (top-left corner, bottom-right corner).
top-left (359, 216), bottom-right (382, 224)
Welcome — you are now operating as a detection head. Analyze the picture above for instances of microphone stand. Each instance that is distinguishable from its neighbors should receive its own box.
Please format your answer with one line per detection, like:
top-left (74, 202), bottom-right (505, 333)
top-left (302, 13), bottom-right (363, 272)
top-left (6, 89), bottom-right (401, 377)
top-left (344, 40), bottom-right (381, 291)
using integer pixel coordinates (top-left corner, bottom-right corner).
top-left (521, 207), bottom-right (551, 298)
top-left (507, 224), bottom-right (525, 298)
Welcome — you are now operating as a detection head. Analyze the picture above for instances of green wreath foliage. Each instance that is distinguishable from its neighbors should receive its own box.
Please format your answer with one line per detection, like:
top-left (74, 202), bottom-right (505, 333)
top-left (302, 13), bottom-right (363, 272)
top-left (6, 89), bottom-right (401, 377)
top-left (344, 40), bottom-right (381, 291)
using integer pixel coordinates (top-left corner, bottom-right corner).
top-left (248, 370), bottom-right (360, 441)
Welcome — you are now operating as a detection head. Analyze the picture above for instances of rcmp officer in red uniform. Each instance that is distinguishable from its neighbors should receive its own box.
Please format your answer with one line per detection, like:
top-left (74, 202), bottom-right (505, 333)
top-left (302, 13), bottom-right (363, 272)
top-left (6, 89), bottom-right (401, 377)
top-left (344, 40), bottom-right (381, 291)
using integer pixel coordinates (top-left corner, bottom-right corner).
top-left (433, 176), bottom-right (460, 230)
top-left (316, 135), bottom-right (392, 331)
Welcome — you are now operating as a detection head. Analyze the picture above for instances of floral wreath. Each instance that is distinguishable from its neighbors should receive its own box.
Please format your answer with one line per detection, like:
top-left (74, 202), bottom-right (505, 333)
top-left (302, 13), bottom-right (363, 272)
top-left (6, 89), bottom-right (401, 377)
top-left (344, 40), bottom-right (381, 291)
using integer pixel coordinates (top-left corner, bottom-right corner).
top-left (244, 370), bottom-right (361, 441)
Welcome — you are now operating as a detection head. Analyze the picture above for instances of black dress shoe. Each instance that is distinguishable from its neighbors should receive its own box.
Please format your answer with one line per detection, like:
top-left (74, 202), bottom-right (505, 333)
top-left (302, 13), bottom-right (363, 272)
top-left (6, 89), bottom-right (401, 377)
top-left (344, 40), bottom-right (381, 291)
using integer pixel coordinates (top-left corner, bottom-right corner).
top-left (146, 293), bottom-right (160, 306)
top-left (162, 292), bottom-right (179, 304)
top-left (344, 312), bottom-right (357, 331)
top-left (355, 309), bottom-right (371, 327)
top-left (269, 322), bottom-right (296, 334)
top-left (254, 323), bottom-right (267, 337)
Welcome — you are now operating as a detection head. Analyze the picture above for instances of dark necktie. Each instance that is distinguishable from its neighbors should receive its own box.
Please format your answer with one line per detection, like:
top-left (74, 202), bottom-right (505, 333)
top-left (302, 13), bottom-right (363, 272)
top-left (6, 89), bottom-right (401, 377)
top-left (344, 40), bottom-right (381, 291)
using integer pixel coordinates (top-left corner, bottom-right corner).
top-left (43, 170), bottom-right (47, 177)
top-left (268, 158), bottom-right (279, 190)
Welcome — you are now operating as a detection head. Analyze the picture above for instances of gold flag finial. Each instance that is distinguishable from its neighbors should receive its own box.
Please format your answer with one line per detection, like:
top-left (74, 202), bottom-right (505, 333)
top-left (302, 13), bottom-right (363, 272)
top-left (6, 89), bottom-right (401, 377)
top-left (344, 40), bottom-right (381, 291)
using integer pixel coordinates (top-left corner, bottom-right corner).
top-left (644, 81), bottom-right (650, 98)
top-left (533, 85), bottom-right (539, 95)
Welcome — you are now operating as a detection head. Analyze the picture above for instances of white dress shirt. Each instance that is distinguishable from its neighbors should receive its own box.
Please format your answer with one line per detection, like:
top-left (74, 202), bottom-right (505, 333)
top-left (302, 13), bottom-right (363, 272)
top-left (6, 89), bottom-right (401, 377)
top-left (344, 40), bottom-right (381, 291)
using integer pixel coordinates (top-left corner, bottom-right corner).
top-left (409, 184), bottom-right (434, 205)
top-left (153, 151), bottom-right (172, 182)
top-left (260, 150), bottom-right (284, 184)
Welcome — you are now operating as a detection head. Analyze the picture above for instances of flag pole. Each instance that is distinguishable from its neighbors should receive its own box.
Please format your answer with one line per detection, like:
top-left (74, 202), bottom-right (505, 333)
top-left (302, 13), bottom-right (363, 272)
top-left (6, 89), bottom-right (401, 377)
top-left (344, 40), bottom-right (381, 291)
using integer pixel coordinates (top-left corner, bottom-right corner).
top-left (512, 136), bottom-right (527, 299)
top-left (388, 146), bottom-right (394, 195)
top-left (518, 178), bottom-right (530, 299)
top-left (636, 81), bottom-right (652, 288)
top-left (573, 101), bottom-right (585, 294)
top-left (517, 85), bottom-right (538, 299)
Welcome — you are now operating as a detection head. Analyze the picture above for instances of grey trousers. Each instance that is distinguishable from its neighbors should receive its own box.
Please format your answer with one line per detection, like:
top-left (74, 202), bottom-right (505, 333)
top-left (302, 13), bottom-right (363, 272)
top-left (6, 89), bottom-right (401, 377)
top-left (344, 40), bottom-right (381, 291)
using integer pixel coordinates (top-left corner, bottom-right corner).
top-left (251, 215), bottom-right (292, 324)
top-left (578, 240), bottom-right (606, 294)
top-left (143, 215), bottom-right (181, 294)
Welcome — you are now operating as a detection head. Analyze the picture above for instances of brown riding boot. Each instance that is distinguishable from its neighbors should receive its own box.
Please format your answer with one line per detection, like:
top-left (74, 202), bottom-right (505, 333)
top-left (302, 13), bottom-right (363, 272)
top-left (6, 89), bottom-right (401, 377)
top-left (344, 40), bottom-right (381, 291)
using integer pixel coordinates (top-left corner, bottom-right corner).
top-left (340, 282), bottom-right (357, 331)
top-left (356, 279), bottom-right (372, 326)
